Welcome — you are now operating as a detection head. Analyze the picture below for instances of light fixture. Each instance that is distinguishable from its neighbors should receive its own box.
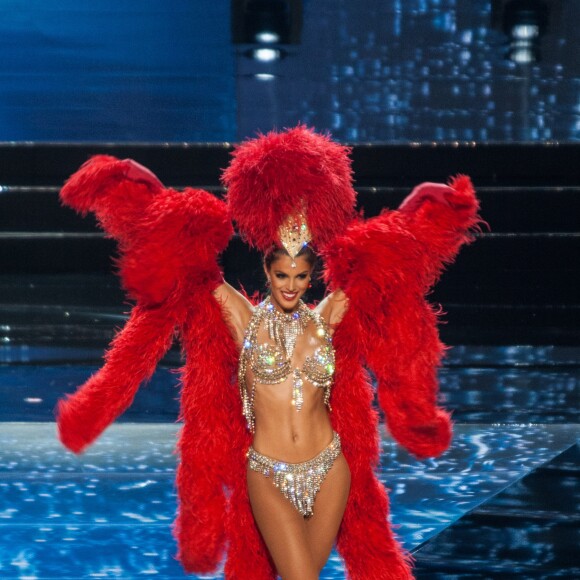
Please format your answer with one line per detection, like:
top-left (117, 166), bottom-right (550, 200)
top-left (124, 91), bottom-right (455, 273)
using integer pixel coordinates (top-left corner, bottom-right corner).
top-left (254, 73), bottom-right (276, 81)
top-left (502, 0), bottom-right (549, 63)
top-left (232, 0), bottom-right (303, 46)
top-left (255, 31), bottom-right (280, 44)
top-left (252, 48), bottom-right (281, 62)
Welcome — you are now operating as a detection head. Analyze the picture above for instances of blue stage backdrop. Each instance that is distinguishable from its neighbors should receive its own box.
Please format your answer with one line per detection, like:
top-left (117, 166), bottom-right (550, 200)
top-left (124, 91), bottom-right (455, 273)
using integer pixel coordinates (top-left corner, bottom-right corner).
top-left (0, 0), bottom-right (578, 143)
top-left (0, 0), bottom-right (236, 142)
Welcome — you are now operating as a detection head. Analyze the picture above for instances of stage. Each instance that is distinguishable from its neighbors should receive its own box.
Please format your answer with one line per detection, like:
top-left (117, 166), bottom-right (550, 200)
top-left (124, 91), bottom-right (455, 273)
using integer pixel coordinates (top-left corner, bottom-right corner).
top-left (0, 141), bottom-right (578, 578)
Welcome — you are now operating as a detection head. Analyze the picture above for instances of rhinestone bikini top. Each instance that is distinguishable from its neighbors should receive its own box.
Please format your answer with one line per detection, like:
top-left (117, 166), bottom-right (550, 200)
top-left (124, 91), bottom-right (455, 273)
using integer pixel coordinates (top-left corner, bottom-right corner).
top-left (238, 297), bottom-right (335, 433)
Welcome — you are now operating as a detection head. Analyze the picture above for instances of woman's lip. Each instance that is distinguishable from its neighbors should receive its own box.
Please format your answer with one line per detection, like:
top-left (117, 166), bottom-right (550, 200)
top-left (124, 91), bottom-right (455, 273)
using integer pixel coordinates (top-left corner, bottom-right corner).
top-left (281, 291), bottom-right (298, 300)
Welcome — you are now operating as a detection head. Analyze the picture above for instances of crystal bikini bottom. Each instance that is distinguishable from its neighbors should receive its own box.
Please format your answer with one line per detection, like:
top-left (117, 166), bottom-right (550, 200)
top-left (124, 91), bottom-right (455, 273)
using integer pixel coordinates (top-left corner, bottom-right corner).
top-left (247, 431), bottom-right (341, 518)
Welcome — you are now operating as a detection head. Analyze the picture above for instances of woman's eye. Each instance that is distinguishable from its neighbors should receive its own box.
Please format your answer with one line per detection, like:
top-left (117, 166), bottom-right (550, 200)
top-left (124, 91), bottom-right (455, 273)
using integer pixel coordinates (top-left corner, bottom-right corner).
top-left (275, 274), bottom-right (286, 279)
top-left (298, 274), bottom-right (307, 279)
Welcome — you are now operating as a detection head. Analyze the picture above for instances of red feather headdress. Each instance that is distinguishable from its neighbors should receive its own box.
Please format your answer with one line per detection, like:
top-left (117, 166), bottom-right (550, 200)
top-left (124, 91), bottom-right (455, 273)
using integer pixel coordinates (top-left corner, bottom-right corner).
top-left (222, 125), bottom-right (357, 255)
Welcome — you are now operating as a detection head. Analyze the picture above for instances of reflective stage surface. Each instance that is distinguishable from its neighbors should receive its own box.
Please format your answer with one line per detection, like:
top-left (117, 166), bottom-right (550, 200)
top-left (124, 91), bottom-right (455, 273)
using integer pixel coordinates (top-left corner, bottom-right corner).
top-left (0, 422), bottom-right (577, 578)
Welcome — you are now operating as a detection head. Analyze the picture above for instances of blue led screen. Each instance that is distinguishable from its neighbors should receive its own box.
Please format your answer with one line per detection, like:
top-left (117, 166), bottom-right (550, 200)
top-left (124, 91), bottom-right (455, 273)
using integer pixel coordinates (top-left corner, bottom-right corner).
top-left (0, 0), bottom-right (578, 143)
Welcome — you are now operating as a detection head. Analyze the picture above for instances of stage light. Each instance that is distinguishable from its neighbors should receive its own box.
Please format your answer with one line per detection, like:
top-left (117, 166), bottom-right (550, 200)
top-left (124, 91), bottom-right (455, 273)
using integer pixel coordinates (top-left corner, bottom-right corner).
top-left (254, 73), bottom-right (276, 81)
top-left (510, 43), bottom-right (535, 64)
top-left (501, 0), bottom-right (549, 63)
top-left (255, 31), bottom-right (280, 44)
top-left (232, 0), bottom-right (303, 46)
top-left (252, 48), bottom-right (281, 62)
top-left (512, 23), bottom-right (540, 39)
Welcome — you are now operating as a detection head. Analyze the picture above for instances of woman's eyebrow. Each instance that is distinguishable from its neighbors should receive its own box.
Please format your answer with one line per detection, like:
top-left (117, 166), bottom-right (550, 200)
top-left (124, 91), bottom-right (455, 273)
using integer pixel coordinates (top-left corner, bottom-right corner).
top-left (274, 270), bottom-right (309, 275)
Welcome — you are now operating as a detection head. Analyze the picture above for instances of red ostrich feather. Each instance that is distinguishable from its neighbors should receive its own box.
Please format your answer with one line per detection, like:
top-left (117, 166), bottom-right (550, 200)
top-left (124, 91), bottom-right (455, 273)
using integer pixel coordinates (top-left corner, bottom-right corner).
top-left (222, 124), bottom-right (357, 253)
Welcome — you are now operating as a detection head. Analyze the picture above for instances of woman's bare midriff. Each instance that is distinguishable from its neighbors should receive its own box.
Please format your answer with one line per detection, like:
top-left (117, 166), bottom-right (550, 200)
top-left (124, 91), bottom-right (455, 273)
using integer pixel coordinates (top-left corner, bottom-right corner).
top-left (245, 312), bottom-right (336, 462)
top-left (251, 380), bottom-right (335, 462)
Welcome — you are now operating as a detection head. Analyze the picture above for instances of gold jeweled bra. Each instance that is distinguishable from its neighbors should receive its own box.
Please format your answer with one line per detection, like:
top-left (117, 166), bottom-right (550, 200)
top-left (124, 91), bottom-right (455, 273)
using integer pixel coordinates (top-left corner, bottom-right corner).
top-left (238, 297), bottom-right (335, 433)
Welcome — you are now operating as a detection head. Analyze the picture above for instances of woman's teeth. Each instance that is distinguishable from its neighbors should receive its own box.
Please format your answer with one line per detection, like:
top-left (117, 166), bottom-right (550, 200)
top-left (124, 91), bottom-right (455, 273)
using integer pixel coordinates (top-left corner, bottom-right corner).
top-left (282, 291), bottom-right (297, 300)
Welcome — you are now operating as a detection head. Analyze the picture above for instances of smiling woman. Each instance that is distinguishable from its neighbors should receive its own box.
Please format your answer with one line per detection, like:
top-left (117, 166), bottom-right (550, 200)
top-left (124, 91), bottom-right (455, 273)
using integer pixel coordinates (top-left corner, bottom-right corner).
top-left (264, 247), bottom-right (315, 313)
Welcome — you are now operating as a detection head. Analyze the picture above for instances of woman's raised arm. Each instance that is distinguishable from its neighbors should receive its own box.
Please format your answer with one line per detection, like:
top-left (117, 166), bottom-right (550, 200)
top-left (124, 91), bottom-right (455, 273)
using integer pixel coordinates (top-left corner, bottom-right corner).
top-left (213, 282), bottom-right (254, 346)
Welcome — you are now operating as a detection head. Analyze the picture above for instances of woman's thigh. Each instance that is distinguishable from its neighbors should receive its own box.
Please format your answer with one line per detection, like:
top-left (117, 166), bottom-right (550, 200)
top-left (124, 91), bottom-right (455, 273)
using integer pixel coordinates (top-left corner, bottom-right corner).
top-left (305, 453), bottom-right (351, 571)
top-left (247, 467), bottom-right (318, 580)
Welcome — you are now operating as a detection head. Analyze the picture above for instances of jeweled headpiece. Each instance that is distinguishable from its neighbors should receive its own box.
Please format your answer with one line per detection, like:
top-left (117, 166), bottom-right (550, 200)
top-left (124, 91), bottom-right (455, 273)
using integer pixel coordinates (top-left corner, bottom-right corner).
top-left (222, 124), bottom-right (357, 257)
top-left (279, 205), bottom-right (311, 267)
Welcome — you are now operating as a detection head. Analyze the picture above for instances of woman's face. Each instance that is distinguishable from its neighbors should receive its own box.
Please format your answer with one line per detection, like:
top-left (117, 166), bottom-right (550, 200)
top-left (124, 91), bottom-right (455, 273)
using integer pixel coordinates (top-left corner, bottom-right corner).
top-left (264, 254), bottom-right (313, 313)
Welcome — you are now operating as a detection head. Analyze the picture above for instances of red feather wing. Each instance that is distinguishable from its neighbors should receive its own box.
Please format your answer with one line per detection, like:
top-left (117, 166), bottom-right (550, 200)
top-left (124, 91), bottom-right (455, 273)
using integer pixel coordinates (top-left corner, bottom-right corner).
top-left (56, 156), bottom-right (234, 454)
top-left (324, 176), bottom-right (480, 459)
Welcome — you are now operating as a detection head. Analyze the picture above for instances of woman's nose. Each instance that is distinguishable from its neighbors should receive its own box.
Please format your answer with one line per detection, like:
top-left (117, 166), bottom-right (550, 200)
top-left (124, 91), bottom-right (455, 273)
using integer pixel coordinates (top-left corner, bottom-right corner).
top-left (288, 278), bottom-right (296, 290)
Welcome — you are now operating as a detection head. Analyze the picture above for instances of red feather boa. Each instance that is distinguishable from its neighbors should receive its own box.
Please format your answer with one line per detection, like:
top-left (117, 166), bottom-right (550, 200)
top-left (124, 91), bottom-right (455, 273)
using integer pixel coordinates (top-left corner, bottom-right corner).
top-left (56, 152), bottom-right (480, 579)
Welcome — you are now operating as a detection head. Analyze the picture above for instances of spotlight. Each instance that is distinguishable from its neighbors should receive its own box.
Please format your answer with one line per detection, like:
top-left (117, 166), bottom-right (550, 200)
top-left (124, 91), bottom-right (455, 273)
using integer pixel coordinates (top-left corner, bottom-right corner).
top-left (232, 0), bottom-right (303, 46)
top-left (252, 48), bottom-right (281, 62)
top-left (501, 0), bottom-right (549, 63)
top-left (254, 73), bottom-right (276, 81)
top-left (255, 31), bottom-right (280, 44)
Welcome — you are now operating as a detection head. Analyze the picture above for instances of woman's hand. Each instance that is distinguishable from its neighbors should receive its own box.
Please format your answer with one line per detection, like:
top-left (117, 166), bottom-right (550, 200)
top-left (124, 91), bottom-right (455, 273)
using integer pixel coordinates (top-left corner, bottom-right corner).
top-left (123, 158), bottom-right (164, 189)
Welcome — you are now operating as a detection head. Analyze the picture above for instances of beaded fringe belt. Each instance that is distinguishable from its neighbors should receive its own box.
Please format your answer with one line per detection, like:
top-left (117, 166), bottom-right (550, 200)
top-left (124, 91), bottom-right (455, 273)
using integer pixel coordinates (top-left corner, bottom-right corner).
top-left (247, 432), bottom-right (341, 518)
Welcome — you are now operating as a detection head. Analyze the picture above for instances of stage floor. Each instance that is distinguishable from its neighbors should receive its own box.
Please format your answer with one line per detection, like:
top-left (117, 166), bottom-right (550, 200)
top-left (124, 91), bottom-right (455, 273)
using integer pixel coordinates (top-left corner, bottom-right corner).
top-left (0, 422), bottom-right (577, 579)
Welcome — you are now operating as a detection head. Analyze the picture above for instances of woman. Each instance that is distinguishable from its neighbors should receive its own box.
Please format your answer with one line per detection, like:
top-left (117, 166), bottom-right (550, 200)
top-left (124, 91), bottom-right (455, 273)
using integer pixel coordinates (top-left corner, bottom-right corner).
top-left (214, 243), bottom-right (350, 579)
top-left (56, 125), bottom-right (480, 579)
